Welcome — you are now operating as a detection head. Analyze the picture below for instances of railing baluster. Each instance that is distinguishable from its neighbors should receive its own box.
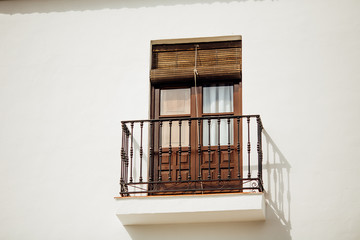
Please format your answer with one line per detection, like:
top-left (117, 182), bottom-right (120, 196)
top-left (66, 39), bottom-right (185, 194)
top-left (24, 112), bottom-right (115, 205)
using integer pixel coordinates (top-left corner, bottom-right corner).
top-left (260, 121), bottom-right (263, 181)
top-left (257, 116), bottom-right (263, 181)
top-left (247, 117), bottom-right (251, 178)
top-left (149, 121), bottom-right (153, 182)
top-left (188, 119), bottom-right (191, 180)
top-left (168, 120), bottom-right (172, 181)
top-left (159, 121), bottom-right (163, 181)
top-left (139, 121), bottom-right (143, 182)
top-left (178, 120), bottom-right (182, 181)
top-left (120, 124), bottom-right (125, 184)
top-left (237, 117), bottom-right (241, 179)
top-left (198, 119), bottom-right (202, 180)
top-left (217, 118), bottom-right (221, 180)
top-left (208, 118), bottom-right (211, 180)
top-left (120, 124), bottom-right (127, 196)
top-left (227, 118), bottom-right (231, 179)
top-left (125, 130), bottom-right (130, 184)
top-left (129, 122), bottom-right (134, 183)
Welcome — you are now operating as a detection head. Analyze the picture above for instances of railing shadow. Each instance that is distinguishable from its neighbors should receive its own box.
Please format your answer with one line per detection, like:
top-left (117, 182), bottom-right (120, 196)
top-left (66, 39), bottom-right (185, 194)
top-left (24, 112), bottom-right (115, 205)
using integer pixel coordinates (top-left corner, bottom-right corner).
top-left (262, 128), bottom-right (292, 238)
top-left (0, 0), bottom-right (266, 14)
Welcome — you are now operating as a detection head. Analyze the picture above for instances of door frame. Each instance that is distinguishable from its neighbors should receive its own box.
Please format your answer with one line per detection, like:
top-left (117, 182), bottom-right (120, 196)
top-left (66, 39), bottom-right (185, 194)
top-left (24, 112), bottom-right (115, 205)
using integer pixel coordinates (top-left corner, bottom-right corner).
top-left (149, 80), bottom-right (243, 193)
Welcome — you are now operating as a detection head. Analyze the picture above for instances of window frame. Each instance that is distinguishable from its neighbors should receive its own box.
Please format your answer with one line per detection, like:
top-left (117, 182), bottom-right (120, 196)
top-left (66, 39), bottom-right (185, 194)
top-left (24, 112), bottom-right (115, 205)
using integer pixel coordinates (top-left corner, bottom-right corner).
top-left (149, 36), bottom-right (243, 192)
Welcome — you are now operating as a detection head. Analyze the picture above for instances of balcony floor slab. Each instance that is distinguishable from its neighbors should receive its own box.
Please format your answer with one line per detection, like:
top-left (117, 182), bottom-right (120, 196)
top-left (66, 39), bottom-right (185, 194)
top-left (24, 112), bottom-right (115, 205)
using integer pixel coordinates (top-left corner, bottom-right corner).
top-left (115, 192), bottom-right (265, 225)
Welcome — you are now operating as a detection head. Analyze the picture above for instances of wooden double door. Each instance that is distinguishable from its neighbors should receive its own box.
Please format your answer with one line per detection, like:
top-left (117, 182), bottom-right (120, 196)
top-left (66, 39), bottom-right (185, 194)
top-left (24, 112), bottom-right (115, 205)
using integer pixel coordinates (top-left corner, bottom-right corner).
top-left (150, 82), bottom-right (242, 194)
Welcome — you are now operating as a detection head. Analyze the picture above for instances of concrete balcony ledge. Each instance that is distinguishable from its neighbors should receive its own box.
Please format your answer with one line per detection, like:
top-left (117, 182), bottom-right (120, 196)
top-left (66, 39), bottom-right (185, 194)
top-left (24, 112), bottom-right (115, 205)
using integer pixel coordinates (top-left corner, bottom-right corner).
top-left (115, 193), bottom-right (265, 225)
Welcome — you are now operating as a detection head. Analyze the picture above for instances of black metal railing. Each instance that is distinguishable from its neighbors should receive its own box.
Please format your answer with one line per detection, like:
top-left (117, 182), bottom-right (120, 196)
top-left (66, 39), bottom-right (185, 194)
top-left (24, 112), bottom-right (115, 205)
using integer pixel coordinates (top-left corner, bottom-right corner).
top-left (120, 115), bottom-right (263, 196)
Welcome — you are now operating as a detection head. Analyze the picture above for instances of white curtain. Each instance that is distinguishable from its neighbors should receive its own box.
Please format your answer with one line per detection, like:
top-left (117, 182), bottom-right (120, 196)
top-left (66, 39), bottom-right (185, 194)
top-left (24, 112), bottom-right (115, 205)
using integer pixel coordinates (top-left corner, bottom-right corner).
top-left (203, 86), bottom-right (233, 146)
top-left (203, 85), bottom-right (233, 113)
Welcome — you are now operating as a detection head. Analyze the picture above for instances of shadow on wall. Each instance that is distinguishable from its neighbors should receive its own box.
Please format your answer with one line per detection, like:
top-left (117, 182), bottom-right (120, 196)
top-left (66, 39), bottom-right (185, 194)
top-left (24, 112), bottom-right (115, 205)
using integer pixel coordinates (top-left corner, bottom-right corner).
top-left (263, 129), bottom-right (292, 238)
top-left (124, 129), bottom-right (292, 240)
top-left (0, 0), bottom-right (266, 14)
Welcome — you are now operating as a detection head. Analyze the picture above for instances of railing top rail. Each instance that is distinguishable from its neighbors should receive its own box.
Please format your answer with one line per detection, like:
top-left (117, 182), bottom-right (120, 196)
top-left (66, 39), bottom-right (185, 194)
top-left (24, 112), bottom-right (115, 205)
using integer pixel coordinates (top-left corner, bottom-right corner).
top-left (121, 114), bottom-right (262, 124)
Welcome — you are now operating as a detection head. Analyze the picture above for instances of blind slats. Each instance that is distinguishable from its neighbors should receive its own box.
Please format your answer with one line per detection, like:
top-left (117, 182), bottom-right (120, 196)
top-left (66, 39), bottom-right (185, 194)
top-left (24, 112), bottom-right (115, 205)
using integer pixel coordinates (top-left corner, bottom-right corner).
top-left (150, 64), bottom-right (241, 83)
top-left (151, 40), bottom-right (241, 83)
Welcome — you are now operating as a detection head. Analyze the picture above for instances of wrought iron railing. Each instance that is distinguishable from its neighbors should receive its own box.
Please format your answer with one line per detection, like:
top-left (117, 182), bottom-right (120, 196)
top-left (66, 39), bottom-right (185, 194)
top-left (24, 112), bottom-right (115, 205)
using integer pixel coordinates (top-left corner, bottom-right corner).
top-left (120, 115), bottom-right (263, 196)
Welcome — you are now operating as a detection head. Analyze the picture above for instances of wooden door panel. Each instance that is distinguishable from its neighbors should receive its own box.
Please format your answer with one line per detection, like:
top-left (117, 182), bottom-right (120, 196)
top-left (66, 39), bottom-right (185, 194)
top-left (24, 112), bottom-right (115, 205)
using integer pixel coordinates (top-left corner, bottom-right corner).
top-left (159, 149), bottom-right (190, 181)
top-left (200, 150), bottom-right (237, 178)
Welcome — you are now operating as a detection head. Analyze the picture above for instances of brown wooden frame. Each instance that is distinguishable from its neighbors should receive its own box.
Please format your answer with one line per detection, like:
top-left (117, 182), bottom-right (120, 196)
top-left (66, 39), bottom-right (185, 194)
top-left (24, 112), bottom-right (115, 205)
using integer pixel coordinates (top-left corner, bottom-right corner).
top-left (149, 36), bottom-right (242, 194)
top-left (150, 81), bottom-right (242, 192)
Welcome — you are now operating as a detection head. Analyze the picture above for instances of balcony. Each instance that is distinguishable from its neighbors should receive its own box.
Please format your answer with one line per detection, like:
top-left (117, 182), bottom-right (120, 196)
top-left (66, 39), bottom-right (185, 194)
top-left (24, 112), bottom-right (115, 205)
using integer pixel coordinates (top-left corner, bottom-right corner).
top-left (119, 115), bottom-right (264, 197)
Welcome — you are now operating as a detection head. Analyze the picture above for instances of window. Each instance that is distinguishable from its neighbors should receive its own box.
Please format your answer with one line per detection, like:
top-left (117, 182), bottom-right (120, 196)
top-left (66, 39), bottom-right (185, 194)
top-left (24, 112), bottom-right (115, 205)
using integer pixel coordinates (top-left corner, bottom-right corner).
top-left (202, 85), bottom-right (234, 146)
top-left (150, 36), bottom-right (242, 193)
top-left (160, 88), bottom-right (190, 148)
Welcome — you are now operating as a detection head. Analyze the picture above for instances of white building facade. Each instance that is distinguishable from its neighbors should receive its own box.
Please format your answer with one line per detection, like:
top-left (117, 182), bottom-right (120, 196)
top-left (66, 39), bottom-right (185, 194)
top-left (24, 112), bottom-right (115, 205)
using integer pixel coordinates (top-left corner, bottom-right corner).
top-left (0, 0), bottom-right (359, 239)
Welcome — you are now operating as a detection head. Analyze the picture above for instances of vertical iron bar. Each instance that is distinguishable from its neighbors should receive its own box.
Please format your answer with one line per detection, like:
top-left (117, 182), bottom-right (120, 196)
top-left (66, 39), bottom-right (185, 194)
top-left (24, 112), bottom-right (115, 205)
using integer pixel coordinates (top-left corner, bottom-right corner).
top-left (120, 124), bottom-right (126, 196)
top-left (159, 121), bottom-right (163, 181)
top-left (208, 118), bottom-right (211, 180)
top-left (120, 123), bottom-right (125, 184)
top-left (198, 119), bottom-right (202, 180)
top-left (237, 117), bottom-right (241, 179)
top-left (217, 118), bottom-right (221, 180)
top-left (125, 130), bottom-right (130, 184)
top-left (247, 117), bottom-right (251, 178)
top-left (139, 121), bottom-right (143, 182)
top-left (188, 119), bottom-right (191, 180)
top-left (149, 121), bottom-right (153, 182)
top-left (168, 120), bottom-right (172, 181)
top-left (178, 120), bottom-right (182, 181)
top-left (227, 118), bottom-right (231, 179)
top-left (260, 120), bottom-right (263, 181)
top-left (257, 116), bottom-right (263, 182)
top-left (129, 122), bottom-right (134, 183)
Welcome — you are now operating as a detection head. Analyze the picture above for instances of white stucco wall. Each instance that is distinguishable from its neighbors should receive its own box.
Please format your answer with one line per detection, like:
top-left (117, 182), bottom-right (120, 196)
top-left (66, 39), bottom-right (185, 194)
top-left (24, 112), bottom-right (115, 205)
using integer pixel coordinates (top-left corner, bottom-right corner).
top-left (0, 0), bottom-right (359, 239)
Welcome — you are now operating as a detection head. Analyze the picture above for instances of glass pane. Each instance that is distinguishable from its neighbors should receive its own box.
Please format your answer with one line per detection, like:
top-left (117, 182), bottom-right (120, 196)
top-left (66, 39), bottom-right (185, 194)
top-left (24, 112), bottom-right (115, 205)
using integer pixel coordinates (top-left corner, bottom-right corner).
top-left (161, 121), bottom-right (189, 148)
top-left (160, 88), bottom-right (191, 115)
top-left (203, 86), bottom-right (233, 113)
top-left (203, 119), bottom-right (233, 146)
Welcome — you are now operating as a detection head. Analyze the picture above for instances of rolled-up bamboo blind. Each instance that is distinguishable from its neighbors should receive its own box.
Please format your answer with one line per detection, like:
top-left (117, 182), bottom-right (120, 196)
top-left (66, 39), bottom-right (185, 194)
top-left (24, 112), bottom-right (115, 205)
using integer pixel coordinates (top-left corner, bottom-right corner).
top-left (150, 40), bottom-right (242, 83)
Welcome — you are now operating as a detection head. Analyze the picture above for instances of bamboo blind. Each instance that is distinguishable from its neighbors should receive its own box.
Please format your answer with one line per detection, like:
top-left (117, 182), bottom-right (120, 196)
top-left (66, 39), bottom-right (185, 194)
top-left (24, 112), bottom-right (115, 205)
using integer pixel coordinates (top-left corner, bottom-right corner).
top-left (150, 40), bottom-right (242, 83)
